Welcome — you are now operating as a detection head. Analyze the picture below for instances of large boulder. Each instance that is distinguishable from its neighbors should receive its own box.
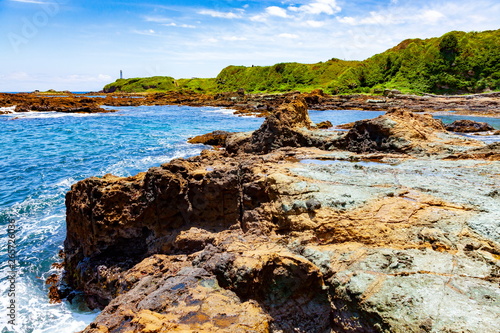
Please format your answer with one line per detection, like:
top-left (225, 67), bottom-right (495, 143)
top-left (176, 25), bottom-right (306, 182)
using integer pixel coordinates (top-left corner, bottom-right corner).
top-left (226, 97), bottom-right (321, 154)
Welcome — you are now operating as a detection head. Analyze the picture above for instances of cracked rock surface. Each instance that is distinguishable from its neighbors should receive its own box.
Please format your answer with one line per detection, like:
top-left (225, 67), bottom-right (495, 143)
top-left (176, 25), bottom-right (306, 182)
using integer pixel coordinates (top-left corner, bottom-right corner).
top-left (63, 98), bottom-right (500, 332)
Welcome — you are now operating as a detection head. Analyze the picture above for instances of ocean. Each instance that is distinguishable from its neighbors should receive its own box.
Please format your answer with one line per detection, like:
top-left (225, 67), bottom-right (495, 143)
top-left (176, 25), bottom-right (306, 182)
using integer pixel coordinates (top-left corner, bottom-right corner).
top-left (0, 105), bottom-right (497, 332)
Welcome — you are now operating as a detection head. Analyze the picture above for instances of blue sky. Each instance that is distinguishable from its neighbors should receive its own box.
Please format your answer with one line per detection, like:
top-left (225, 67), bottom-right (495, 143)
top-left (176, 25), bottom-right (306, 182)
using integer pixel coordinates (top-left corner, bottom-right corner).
top-left (1, 0), bottom-right (499, 91)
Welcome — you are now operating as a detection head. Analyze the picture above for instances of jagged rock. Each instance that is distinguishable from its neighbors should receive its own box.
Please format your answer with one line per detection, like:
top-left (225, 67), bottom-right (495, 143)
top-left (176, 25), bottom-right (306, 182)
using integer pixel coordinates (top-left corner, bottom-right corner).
top-left (65, 146), bottom-right (500, 332)
top-left (63, 98), bottom-right (500, 333)
top-left (316, 120), bottom-right (333, 129)
top-left (338, 109), bottom-right (483, 154)
top-left (187, 130), bottom-right (231, 146)
top-left (226, 97), bottom-right (322, 154)
top-left (445, 119), bottom-right (495, 132)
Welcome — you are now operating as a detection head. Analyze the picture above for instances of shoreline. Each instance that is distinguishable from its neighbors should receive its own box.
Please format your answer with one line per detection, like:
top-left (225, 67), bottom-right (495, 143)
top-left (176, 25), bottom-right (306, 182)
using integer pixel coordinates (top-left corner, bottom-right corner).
top-left (1, 90), bottom-right (500, 118)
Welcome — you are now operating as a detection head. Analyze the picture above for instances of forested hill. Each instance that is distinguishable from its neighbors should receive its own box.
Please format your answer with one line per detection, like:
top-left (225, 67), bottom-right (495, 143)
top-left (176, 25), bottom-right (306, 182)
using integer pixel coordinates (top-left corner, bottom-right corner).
top-left (104, 29), bottom-right (500, 95)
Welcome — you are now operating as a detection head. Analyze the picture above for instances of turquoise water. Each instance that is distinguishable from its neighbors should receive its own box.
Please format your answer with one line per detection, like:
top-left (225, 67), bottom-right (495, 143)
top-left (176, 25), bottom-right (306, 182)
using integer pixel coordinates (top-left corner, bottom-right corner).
top-left (0, 106), bottom-right (498, 332)
top-left (0, 105), bottom-right (263, 332)
top-left (436, 114), bottom-right (500, 129)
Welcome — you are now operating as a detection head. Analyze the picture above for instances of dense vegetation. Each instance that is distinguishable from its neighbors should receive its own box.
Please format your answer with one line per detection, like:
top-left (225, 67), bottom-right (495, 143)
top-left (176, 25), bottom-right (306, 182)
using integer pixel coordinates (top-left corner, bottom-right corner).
top-left (103, 76), bottom-right (217, 93)
top-left (103, 29), bottom-right (500, 95)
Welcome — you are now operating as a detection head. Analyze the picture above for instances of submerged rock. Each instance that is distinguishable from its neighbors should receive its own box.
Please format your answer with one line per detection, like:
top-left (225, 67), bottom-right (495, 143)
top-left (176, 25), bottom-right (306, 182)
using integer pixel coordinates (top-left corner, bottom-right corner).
top-left (445, 119), bottom-right (495, 132)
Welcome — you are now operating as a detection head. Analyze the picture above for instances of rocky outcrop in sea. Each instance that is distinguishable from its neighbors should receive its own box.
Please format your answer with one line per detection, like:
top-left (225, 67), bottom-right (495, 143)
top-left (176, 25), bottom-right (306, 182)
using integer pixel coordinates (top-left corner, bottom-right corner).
top-left (61, 97), bottom-right (500, 332)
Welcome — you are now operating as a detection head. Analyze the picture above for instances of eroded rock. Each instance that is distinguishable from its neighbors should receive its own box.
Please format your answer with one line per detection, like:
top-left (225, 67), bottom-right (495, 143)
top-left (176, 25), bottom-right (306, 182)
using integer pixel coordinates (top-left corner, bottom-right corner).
top-left (62, 99), bottom-right (500, 333)
top-left (445, 119), bottom-right (495, 132)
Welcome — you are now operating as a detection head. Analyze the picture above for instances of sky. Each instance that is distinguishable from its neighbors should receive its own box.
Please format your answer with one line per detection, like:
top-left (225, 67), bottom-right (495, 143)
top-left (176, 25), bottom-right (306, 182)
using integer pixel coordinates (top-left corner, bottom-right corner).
top-left (0, 0), bottom-right (499, 91)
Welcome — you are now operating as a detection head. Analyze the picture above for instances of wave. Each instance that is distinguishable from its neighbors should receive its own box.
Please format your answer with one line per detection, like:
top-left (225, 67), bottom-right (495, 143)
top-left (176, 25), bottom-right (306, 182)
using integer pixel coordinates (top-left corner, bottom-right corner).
top-left (1, 111), bottom-right (101, 120)
top-left (0, 106), bottom-right (17, 113)
top-left (201, 107), bottom-right (238, 116)
top-left (101, 145), bottom-right (203, 177)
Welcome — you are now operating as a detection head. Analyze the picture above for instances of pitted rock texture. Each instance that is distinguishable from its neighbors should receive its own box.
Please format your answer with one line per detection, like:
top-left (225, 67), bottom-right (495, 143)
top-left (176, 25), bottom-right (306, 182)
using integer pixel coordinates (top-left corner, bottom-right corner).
top-left (226, 97), bottom-right (323, 154)
top-left (63, 100), bottom-right (500, 333)
top-left (338, 109), bottom-right (483, 154)
top-left (65, 148), bottom-right (500, 333)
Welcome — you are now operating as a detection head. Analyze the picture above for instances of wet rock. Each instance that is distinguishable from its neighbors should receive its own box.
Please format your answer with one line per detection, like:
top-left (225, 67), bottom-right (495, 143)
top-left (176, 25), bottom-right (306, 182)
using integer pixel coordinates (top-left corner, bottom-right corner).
top-left (338, 109), bottom-right (483, 154)
top-left (445, 119), bottom-right (495, 132)
top-left (187, 130), bottom-right (231, 146)
top-left (62, 97), bottom-right (500, 333)
top-left (316, 120), bottom-right (333, 129)
top-left (226, 96), bottom-right (321, 154)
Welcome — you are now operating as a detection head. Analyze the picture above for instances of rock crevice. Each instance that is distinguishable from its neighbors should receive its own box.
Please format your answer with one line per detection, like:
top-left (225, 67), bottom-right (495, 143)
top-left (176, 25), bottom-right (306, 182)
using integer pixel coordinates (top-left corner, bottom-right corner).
top-left (62, 99), bottom-right (500, 332)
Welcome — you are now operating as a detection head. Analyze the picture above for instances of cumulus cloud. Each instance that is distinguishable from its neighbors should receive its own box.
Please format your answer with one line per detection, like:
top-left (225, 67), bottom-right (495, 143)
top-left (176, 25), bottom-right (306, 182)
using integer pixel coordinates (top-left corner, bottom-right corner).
top-left (289, 0), bottom-right (341, 15)
top-left (419, 10), bottom-right (445, 24)
top-left (266, 6), bottom-right (289, 18)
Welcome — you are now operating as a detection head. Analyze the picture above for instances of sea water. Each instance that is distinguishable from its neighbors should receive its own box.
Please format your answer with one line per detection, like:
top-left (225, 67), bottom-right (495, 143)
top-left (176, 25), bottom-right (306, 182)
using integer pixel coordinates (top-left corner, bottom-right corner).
top-left (0, 106), bottom-right (498, 332)
top-left (0, 105), bottom-right (264, 333)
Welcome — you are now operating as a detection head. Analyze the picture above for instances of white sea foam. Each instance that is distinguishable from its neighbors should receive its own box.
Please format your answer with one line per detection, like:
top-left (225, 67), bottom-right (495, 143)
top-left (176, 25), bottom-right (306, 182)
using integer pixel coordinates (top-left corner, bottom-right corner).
top-left (4, 111), bottom-right (100, 120)
top-left (201, 107), bottom-right (238, 116)
top-left (101, 147), bottom-right (203, 177)
top-left (0, 106), bottom-right (17, 113)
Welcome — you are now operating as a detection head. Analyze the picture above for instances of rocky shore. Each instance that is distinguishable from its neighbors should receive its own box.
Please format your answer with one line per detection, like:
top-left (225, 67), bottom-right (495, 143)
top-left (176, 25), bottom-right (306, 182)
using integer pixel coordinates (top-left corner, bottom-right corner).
top-left (1, 90), bottom-right (500, 117)
top-left (60, 97), bottom-right (500, 332)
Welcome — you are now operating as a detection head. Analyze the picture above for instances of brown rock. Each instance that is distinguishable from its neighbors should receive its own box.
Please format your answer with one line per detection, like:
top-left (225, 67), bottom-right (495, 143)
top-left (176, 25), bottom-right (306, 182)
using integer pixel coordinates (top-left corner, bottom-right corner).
top-left (445, 119), bottom-right (495, 132)
top-left (338, 109), bottom-right (482, 154)
top-left (187, 131), bottom-right (231, 146)
top-left (226, 97), bottom-right (320, 154)
top-left (316, 120), bottom-right (333, 129)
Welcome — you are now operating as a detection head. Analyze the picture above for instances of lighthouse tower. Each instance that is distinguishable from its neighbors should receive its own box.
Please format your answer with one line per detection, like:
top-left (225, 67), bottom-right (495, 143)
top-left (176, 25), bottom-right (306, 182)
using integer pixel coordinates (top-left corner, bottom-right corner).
top-left (120, 70), bottom-right (123, 79)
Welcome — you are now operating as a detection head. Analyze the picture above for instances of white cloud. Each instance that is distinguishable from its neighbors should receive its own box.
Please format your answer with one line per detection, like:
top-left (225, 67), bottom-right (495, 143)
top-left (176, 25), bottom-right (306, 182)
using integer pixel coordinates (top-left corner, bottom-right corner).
top-left (144, 16), bottom-right (169, 23)
top-left (289, 0), bottom-right (341, 15)
top-left (338, 8), bottom-right (444, 26)
top-left (304, 20), bottom-right (326, 28)
top-left (222, 36), bottom-right (248, 41)
top-left (250, 14), bottom-right (266, 22)
top-left (419, 10), bottom-right (445, 24)
top-left (132, 29), bottom-right (158, 36)
top-left (163, 23), bottom-right (196, 28)
top-left (9, 0), bottom-right (50, 4)
top-left (338, 11), bottom-right (404, 26)
top-left (337, 16), bottom-right (356, 25)
top-left (266, 6), bottom-right (288, 18)
top-left (278, 33), bottom-right (299, 39)
top-left (198, 9), bottom-right (242, 19)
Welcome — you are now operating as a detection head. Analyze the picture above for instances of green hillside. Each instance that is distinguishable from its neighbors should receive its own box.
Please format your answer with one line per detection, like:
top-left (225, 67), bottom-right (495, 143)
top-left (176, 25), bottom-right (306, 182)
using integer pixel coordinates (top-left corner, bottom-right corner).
top-left (103, 29), bottom-right (500, 95)
top-left (103, 76), bottom-right (217, 93)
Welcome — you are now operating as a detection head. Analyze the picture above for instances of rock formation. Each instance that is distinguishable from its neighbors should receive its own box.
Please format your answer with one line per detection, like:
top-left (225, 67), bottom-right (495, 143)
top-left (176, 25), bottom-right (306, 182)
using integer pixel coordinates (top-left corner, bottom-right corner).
top-left (338, 109), bottom-right (483, 154)
top-left (445, 119), bottom-right (495, 132)
top-left (61, 99), bottom-right (500, 333)
top-left (187, 130), bottom-right (231, 146)
top-left (2, 89), bottom-right (500, 117)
